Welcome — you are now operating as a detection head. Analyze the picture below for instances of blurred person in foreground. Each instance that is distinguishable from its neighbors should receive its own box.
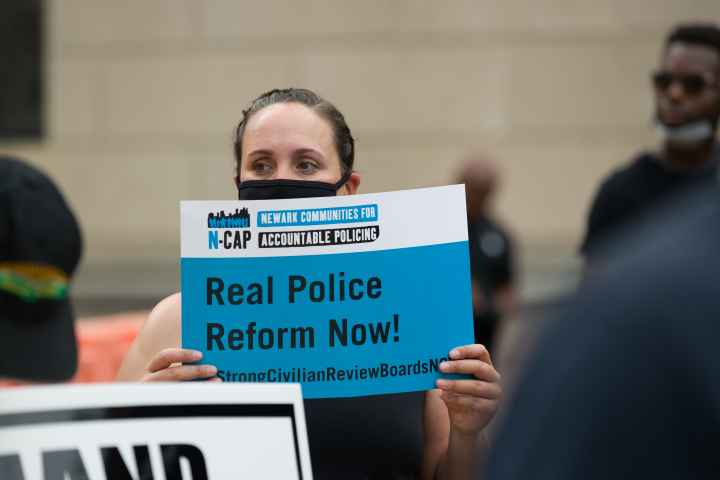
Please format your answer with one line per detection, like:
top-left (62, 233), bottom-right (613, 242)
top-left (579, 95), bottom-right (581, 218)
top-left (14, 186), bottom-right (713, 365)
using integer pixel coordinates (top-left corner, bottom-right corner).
top-left (0, 155), bottom-right (82, 383)
top-left (456, 155), bottom-right (516, 352)
top-left (485, 183), bottom-right (720, 479)
top-left (581, 23), bottom-right (720, 267)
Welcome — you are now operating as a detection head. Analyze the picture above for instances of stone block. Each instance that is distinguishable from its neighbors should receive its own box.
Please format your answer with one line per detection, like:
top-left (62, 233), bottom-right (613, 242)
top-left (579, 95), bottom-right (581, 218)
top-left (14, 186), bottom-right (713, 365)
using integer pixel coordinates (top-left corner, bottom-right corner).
top-left (48, 60), bottom-right (102, 138)
top-left (51, 0), bottom-right (196, 47)
top-left (506, 42), bottom-right (659, 129)
top-left (300, 48), bottom-right (508, 133)
top-left (104, 54), bottom-right (301, 136)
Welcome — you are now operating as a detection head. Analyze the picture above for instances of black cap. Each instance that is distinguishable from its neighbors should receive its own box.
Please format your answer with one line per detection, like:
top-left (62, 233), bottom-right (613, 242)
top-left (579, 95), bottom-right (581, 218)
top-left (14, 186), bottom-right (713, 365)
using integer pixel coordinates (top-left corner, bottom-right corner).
top-left (0, 156), bottom-right (83, 381)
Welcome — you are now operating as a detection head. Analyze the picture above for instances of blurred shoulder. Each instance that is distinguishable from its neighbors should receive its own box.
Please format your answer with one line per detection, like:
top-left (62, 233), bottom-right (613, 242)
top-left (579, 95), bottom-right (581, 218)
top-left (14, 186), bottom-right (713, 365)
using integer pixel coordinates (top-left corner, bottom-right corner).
top-left (599, 151), bottom-right (658, 192)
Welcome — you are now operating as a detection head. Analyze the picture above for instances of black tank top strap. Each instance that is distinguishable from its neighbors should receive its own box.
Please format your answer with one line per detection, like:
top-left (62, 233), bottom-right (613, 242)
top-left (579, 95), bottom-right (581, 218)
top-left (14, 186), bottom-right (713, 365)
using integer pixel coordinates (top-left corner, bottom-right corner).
top-left (304, 391), bottom-right (425, 479)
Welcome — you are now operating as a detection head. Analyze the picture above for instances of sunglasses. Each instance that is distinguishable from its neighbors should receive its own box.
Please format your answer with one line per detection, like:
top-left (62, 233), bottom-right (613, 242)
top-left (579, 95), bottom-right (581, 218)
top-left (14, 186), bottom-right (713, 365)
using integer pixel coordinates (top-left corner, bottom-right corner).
top-left (652, 70), bottom-right (718, 96)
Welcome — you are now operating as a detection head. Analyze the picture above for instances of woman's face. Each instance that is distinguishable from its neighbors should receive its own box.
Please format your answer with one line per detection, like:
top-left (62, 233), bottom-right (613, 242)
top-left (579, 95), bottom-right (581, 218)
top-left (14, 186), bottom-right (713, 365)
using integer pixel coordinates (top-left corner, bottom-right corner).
top-left (239, 102), bottom-right (359, 195)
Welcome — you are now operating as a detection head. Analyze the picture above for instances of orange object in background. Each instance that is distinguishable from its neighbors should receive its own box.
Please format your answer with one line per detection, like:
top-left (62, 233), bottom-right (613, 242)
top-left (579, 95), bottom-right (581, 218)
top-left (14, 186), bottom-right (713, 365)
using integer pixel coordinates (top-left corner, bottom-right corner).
top-left (71, 312), bottom-right (147, 383)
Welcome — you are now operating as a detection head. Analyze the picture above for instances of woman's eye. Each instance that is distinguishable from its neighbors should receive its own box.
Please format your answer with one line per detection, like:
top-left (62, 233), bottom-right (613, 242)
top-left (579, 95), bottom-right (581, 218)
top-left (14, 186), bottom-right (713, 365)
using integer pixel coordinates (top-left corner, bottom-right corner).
top-left (297, 160), bottom-right (319, 173)
top-left (252, 161), bottom-right (272, 174)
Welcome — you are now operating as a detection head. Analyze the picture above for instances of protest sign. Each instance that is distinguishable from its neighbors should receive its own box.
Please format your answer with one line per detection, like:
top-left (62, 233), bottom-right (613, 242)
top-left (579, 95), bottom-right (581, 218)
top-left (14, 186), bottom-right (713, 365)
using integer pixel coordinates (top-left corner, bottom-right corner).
top-left (181, 185), bottom-right (474, 399)
top-left (0, 383), bottom-right (312, 480)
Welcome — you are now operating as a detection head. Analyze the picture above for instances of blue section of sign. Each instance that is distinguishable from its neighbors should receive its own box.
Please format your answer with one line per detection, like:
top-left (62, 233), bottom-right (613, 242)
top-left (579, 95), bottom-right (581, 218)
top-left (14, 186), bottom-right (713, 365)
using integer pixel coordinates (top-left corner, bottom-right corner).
top-left (181, 241), bottom-right (473, 399)
top-left (256, 204), bottom-right (379, 228)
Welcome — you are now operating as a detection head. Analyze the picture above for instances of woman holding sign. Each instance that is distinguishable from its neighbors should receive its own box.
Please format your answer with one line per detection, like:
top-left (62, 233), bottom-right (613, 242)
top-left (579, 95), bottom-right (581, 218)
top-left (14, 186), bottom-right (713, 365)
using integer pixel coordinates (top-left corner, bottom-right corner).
top-left (117, 88), bottom-right (501, 479)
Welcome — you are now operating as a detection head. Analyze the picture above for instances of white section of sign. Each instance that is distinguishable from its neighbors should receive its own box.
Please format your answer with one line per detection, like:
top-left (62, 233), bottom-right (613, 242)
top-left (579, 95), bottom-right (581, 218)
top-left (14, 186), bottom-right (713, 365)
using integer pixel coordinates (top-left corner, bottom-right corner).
top-left (2, 419), bottom-right (297, 479)
top-left (181, 184), bottom-right (468, 258)
top-left (0, 383), bottom-right (313, 480)
top-left (0, 383), bottom-right (304, 411)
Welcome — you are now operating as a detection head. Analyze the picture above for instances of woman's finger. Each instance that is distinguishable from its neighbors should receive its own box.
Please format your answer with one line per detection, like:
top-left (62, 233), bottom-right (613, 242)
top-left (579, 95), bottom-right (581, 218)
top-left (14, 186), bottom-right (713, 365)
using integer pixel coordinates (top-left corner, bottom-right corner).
top-left (449, 344), bottom-right (493, 366)
top-left (435, 379), bottom-right (502, 399)
top-left (440, 390), bottom-right (497, 411)
top-left (439, 359), bottom-right (500, 382)
top-left (145, 364), bottom-right (217, 382)
top-left (146, 348), bottom-right (202, 373)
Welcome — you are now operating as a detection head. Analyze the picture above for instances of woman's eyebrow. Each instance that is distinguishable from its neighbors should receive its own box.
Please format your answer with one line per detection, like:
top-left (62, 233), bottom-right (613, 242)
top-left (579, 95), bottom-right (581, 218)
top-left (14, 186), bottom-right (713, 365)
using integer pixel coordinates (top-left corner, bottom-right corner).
top-left (294, 147), bottom-right (325, 159)
top-left (248, 149), bottom-right (274, 158)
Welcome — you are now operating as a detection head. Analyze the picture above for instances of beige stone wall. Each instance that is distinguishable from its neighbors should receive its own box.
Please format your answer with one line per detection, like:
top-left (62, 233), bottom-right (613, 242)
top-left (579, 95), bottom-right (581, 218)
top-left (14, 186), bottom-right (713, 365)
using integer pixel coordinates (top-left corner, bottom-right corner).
top-left (3, 1), bottom-right (720, 297)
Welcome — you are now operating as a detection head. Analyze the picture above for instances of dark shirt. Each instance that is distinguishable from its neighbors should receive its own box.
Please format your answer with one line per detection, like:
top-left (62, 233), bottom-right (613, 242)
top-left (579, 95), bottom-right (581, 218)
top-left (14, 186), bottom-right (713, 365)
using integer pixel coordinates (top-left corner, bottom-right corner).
top-left (486, 187), bottom-right (720, 479)
top-left (468, 215), bottom-right (514, 293)
top-left (580, 148), bottom-right (719, 260)
top-left (468, 215), bottom-right (514, 349)
top-left (305, 392), bottom-right (424, 479)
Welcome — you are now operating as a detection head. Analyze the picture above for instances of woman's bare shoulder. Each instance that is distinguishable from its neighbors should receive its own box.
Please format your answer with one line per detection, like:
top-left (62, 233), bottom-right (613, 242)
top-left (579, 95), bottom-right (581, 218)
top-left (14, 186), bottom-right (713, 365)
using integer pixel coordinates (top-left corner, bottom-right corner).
top-left (142, 292), bottom-right (182, 348)
top-left (116, 292), bottom-right (182, 380)
top-left (149, 292), bottom-right (181, 322)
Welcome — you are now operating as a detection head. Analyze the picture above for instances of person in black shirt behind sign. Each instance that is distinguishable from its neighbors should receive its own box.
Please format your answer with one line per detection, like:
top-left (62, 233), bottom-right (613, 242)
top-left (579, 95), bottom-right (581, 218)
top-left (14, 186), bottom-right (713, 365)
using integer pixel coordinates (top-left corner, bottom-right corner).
top-left (581, 23), bottom-right (720, 266)
top-left (456, 155), bottom-right (516, 352)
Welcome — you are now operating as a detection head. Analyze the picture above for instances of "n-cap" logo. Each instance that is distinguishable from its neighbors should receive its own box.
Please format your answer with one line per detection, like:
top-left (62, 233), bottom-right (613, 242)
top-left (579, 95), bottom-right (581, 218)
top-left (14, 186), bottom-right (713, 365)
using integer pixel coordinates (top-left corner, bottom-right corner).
top-left (208, 208), bottom-right (252, 250)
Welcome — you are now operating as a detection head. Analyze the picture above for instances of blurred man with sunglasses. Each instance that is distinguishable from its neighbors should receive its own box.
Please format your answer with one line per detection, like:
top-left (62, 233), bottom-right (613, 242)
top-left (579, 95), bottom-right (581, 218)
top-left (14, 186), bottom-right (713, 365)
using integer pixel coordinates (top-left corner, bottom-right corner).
top-left (580, 23), bottom-right (720, 267)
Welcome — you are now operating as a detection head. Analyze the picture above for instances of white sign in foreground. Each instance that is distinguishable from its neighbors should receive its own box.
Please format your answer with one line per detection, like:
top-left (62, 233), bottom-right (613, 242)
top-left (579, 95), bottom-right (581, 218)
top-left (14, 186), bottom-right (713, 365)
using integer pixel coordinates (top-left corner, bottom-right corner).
top-left (0, 383), bottom-right (312, 480)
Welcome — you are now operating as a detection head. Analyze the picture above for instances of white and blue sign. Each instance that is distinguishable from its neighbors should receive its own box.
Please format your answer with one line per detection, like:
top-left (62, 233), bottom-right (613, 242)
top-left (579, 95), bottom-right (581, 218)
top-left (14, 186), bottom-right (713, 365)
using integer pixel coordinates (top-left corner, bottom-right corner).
top-left (0, 384), bottom-right (313, 479)
top-left (181, 185), bottom-right (474, 399)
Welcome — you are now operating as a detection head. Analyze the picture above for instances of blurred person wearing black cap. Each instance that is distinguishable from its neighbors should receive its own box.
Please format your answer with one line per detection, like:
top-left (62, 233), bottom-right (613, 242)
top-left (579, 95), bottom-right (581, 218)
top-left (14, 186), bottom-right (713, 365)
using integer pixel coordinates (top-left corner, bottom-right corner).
top-left (0, 155), bottom-right (82, 382)
top-left (581, 23), bottom-right (720, 266)
top-left (457, 155), bottom-right (516, 352)
top-left (485, 181), bottom-right (720, 479)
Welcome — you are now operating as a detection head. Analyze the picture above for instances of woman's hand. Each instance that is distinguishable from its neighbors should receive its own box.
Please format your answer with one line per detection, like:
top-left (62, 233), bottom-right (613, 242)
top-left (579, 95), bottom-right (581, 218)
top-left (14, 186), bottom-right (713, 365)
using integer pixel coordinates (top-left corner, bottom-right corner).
top-left (140, 348), bottom-right (220, 382)
top-left (436, 344), bottom-right (501, 435)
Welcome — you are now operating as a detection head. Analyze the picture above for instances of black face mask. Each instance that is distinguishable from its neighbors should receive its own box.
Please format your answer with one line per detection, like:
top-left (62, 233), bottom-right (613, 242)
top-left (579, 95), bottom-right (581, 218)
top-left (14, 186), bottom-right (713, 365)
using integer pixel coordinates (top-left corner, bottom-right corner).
top-left (237, 170), bottom-right (352, 200)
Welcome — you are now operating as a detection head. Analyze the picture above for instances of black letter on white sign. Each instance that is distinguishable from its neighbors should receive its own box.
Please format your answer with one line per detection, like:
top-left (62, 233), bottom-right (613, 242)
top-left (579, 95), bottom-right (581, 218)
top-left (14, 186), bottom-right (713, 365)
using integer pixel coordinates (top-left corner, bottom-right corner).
top-left (0, 455), bottom-right (24, 480)
top-left (43, 449), bottom-right (89, 480)
top-left (161, 444), bottom-right (208, 480)
top-left (101, 445), bottom-right (154, 479)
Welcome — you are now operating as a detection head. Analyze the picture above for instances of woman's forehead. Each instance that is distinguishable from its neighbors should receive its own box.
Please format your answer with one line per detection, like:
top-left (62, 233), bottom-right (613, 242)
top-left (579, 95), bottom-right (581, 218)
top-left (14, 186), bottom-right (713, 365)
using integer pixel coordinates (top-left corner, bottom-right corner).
top-left (243, 103), bottom-right (335, 154)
